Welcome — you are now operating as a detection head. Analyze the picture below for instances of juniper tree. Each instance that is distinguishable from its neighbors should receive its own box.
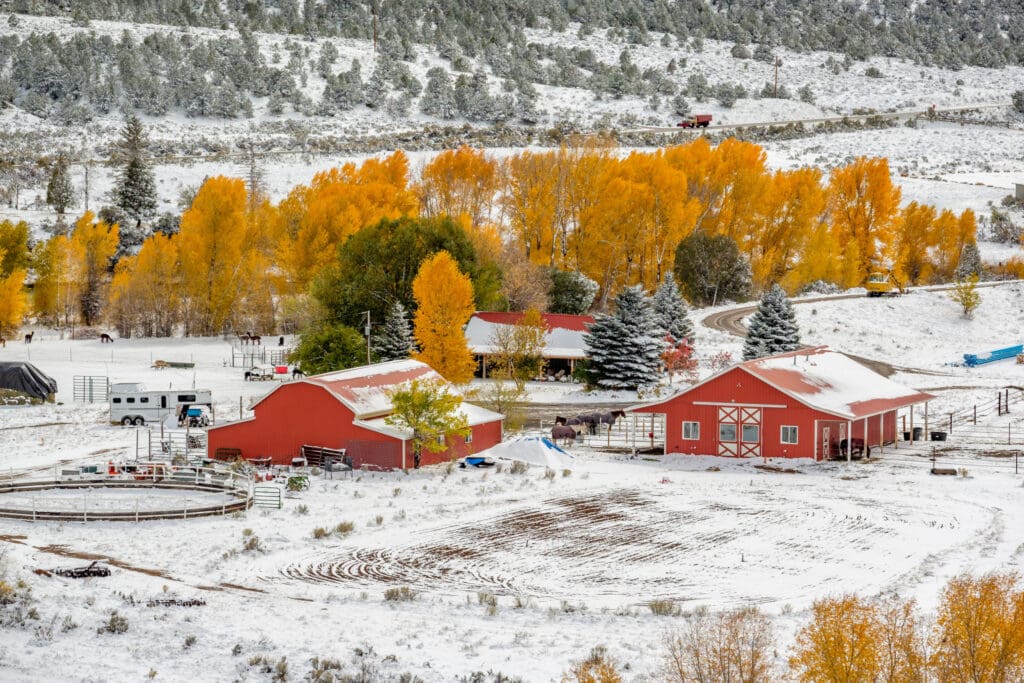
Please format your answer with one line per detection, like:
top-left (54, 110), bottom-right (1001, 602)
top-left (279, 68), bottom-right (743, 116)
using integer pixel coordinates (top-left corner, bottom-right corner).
top-left (954, 241), bottom-right (982, 280)
top-left (742, 284), bottom-right (800, 360)
top-left (420, 67), bottom-right (455, 118)
top-left (651, 273), bottom-right (694, 342)
top-left (46, 153), bottom-right (73, 216)
top-left (584, 285), bottom-right (663, 390)
top-left (373, 301), bottom-right (414, 361)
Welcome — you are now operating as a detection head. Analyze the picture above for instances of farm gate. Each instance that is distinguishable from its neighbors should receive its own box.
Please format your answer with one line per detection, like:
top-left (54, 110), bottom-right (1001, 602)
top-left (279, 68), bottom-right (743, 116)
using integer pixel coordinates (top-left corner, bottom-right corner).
top-left (72, 375), bottom-right (109, 403)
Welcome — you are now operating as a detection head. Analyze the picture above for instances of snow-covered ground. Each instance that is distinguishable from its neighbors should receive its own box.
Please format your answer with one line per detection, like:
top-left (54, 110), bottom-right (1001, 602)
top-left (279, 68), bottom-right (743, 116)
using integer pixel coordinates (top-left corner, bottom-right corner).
top-left (2, 285), bottom-right (1024, 680)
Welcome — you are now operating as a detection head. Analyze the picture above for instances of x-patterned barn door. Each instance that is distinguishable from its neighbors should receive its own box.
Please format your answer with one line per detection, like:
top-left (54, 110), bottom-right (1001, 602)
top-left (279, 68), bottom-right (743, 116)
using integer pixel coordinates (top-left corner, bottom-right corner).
top-left (738, 407), bottom-right (762, 458)
top-left (718, 406), bottom-right (739, 457)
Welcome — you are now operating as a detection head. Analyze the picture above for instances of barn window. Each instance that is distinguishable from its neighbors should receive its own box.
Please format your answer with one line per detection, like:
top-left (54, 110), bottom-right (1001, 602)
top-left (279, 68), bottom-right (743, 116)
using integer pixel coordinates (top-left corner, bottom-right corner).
top-left (741, 424), bottom-right (760, 443)
top-left (682, 421), bottom-right (699, 440)
top-left (781, 426), bottom-right (798, 444)
top-left (719, 423), bottom-right (737, 442)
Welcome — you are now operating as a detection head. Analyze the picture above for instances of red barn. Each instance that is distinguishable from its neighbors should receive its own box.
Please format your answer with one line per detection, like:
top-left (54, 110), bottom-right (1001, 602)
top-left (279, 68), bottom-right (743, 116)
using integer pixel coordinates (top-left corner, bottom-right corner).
top-left (632, 347), bottom-right (935, 460)
top-left (206, 360), bottom-right (503, 470)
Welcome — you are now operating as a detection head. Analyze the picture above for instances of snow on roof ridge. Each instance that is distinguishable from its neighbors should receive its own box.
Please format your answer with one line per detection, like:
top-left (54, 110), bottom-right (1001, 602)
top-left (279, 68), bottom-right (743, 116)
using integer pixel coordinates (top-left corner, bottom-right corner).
top-left (309, 358), bottom-right (429, 382)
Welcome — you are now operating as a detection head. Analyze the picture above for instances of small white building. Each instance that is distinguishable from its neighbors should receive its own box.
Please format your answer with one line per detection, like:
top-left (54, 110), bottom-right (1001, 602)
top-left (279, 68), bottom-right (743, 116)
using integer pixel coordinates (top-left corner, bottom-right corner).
top-left (464, 311), bottom-right (594, 378)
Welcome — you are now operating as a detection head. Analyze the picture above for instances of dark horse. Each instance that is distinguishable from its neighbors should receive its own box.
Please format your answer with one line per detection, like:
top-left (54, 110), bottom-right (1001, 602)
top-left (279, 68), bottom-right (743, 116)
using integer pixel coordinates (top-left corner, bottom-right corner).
top-left (23, 331), bottom-right (33, 344)
top-left (99, 333), bottom-right (114, 343)
top-left (598, 409), bottom-right (626, 426)
top-left (551, 424), bottom-right (577, 445)
top-left (292, 367), bottom-right (305, 379)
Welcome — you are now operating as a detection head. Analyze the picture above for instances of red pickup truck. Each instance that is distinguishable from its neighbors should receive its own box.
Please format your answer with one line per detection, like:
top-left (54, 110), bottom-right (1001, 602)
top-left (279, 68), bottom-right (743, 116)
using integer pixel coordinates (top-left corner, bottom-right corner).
top-left (677, 114), bottom-right (713, 128)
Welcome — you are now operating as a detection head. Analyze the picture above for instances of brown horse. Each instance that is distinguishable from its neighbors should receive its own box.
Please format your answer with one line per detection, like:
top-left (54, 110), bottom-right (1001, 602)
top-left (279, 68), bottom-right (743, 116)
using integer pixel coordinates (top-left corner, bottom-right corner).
top-left (249, 334), bottom-right (262, 345)
top-left (23, 331), bottom-right (33, 344)
top-left (551, 424), bottom-right (577, 445)
top-left (238, 333), bottom-right (250, 345)
top-left (100, 333), bottom-right (114, 343)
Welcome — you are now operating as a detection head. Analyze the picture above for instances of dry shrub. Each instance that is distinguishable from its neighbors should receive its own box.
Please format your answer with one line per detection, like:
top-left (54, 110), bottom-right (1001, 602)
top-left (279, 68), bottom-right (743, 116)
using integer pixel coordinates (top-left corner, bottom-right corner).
top-left (664, 606), bottom-right (775, 682)
top-left (648, 599), bottom-right (680, 616)
top-left (563, 645), bottom-right (622, 683)
top-left (509, 460), bottom-right (528, 475)
top-left (334, 520), bottom-right (355, 535)
top-left (929, 572), bottom-right (1024, 682)
top-left (311, 526), bottom-right (330, 539)
top-left (384, 586), bottom-right (416, 602)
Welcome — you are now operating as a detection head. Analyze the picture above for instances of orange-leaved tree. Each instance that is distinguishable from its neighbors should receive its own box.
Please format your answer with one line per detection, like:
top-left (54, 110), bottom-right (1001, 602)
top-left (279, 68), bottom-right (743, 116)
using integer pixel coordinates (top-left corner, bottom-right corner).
top-left (69, 212), bottom-right (119, 326)
top-left (0, 268), bottom-right (26, 337)
top-left (790, 594), bottom-right (882, 683)
top-left (107, 232), bottom-right (180, 337)
top-left (177, 176), bottom-right (248, 336)
top-left (419, 145), bottom-right (499, 230)
top-left (412, 250), bottom-right (476, 383)
top-left (929, 572), bottom-right (1024, 682)
top-left (827, 157), bottom-right (902, 287)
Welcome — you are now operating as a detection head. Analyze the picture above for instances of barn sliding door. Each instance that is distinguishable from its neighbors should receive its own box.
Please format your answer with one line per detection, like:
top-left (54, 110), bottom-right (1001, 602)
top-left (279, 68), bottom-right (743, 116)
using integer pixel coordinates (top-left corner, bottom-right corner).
top-left (739, 408), bottom-right (762, 457)
top-left (718, 406), bottom-right (761, 458)
top-left (718, 407), bottom-right (739, 456)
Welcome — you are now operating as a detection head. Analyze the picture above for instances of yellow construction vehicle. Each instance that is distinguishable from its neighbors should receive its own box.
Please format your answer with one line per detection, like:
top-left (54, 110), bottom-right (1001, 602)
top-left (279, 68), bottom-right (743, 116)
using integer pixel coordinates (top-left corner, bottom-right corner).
top-left (864, 271), bottom-right (905, 297)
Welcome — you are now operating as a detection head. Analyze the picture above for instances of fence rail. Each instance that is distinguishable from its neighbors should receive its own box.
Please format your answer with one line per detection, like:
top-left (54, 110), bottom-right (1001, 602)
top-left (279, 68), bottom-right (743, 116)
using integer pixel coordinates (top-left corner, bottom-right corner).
top-left (72, 375), bottom-right (109, 403)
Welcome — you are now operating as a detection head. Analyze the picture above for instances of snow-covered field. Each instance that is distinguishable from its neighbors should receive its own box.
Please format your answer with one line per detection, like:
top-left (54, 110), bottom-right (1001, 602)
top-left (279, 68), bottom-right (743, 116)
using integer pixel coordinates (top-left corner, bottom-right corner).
top-left (2, 286), bottom-right (1024, 680)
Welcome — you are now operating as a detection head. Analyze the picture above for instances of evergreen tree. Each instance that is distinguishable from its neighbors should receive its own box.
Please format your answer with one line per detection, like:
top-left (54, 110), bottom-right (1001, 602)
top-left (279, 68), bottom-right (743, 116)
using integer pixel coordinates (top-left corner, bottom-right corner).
top-left (674, 232), bottom-right (752, 306)
top-left (954, 241), bottom-right (982, 280)
top-left (374, 300), bottom-right (414, 361)
top-left (114, 115), bottom-right (157, 233)
top-left (742, 284), bottom-right (800, 360)
top-left (584, 285), bottom-right (663, 390)
top-left (652, 273), bottom-right (693, 342)
top-left (549, 269), bottom-right (598, 314)
top-left (46, 153), bottom-right (74, 216)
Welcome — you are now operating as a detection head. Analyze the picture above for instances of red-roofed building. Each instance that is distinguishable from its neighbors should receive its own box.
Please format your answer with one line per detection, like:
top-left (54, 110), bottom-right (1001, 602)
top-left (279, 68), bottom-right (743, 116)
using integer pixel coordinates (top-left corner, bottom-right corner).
top-left (206, 360), bottom-right (503, 470)
top-left (632, 347), bottom-right (935, 460)
top-left (464, 311), bottom-right (595, 378)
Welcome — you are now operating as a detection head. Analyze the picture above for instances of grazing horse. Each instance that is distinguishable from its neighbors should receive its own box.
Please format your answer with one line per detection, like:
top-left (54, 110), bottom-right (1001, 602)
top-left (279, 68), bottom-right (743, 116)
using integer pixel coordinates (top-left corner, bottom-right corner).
top-left (249, 334), bottom-right (262, 345)
top-left (99, 333), bottom-right (114, 343)
top-left (551, 424), bottom-right (577, 445)
top-left (598, 409), bottom-right (626, 427)
top-left (23, 331), bottom-right (33, 344)
top-left (238, 333), bottom-right (250, 345)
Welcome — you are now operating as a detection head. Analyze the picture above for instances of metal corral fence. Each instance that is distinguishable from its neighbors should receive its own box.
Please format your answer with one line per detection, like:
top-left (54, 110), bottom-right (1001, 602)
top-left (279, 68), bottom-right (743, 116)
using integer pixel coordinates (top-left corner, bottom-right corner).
top-left (0, 464), bottom-right (253, 522)
top-left (539, 413), bottom-right (666, 452)
top-left (72, 375), bottom-right (109, 403)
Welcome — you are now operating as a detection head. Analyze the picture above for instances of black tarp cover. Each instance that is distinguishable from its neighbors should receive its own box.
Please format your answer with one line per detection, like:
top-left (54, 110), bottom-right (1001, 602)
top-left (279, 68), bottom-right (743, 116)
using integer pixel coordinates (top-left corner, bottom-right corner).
top-left (0, 362), bottom-right (58, 400)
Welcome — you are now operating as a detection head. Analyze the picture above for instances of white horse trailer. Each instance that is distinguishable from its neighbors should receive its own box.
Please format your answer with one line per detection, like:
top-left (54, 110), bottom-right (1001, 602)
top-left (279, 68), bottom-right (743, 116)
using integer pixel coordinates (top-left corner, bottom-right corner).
top-left (109, 383), bottom-right (213, 426)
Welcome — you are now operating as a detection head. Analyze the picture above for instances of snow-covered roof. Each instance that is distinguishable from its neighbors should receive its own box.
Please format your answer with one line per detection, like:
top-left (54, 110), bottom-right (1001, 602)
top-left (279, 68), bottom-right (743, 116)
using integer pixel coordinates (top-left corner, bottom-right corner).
top-left (356, 402), bottom-right (504, 440)
top-left (302, 359), bottom-right (439, 419)
top-left (465, 312), bottom-right (595, 360)
top-left (634, 347), bottom-right (935, 420)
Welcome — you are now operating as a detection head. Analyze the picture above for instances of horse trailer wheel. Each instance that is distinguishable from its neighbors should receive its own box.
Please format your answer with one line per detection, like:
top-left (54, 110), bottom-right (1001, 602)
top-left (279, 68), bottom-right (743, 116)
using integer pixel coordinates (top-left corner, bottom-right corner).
top-left (120, 416), bottom-right (133, 426)
top-left (132, 416), bottom-right (146, 426)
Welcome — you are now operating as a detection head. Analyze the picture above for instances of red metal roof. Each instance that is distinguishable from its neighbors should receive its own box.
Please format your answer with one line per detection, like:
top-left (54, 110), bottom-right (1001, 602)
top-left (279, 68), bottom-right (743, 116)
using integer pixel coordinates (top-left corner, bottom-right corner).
top-left (634, 347), bottom-right (935, 420)
top-left (472, 311), bottom-right (595, 332)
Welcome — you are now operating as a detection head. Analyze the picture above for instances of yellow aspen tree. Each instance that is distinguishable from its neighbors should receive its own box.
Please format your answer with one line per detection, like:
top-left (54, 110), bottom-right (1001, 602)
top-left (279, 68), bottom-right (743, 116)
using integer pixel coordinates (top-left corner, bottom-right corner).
top-left (892, 202), bottom-right (937, 286)
top-left (0, 268), bottom-right (26, 337)
top-left (749, 168), bottom-right (827, 291)
top-left (557, 136), bottom-right (615, 271)
top-left (790, 595), bottom-right (882, 683)
top-left (107, 232), bottom-right (181, 337)
top-left (930, 573), bottom-right (1024, 682)
top-left (932, 209), bottom-right (977, 282)
top-left (827, 157), bottom-right (902, 283)
top-left (0, 219), bottom-right (30, 276)
top-left (177, 176), bottom-right (249, 336)
top-left (69, 212), bottom-right (119, 326)
top-left (278, 151), bottom-right (417, 291)
top-left (412, 251), bottom-right (477, 383)
top-left (31, 234), bottom-right (76, 325)
top-left (501, 150), bottom-right (559, 265)
top-left (419, 146), bottom-right (499, 230)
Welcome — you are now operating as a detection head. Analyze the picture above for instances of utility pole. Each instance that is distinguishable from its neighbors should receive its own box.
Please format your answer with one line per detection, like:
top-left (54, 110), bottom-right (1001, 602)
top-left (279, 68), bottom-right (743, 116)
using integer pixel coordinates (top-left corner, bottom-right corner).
top-left (371, 0), bottom-right (379, 52)
top-left (364, 311), bottom-right (372, 365)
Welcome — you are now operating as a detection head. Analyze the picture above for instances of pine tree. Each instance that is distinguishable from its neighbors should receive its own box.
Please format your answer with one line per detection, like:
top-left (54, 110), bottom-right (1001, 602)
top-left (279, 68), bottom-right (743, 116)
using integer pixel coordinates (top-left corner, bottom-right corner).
top-left (954, 241), bottom-right (982, 280)
top-left (114, 115), bottom-right (158, 235)
top-left (743, 284), bottom-right (800, 360)
top-left (46, 153), bottom-right (74, 216)
top-left (374, 300), bottom-right (414, 361)
top-left (420, 67), bottom-right (455, 119)
top-left (584, 285), bottom-right (663, 390)
top-left (652, 273), bottom-right (694, 342)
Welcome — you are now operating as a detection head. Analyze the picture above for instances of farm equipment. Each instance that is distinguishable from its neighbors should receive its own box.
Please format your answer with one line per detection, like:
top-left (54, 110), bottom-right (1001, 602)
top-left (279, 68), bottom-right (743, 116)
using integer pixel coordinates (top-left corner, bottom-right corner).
top-left (864, 271), bottom-right (905, 297)
top-left (50, 561), bottom-right (111, 579)
top-left (244, 364), bottom-right (277, 381)
top-left (677, 114), bottom-right (713, 128)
